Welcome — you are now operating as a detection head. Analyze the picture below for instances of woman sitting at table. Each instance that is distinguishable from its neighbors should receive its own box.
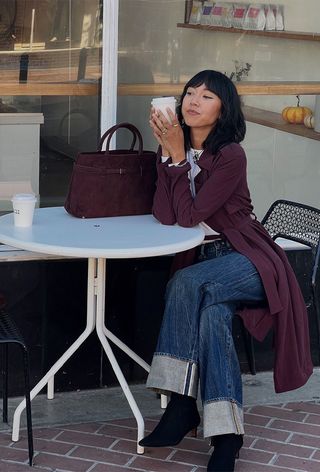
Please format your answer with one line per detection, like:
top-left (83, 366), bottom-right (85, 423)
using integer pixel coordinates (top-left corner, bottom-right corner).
top-left (139, 70), bottom-right (313, 472)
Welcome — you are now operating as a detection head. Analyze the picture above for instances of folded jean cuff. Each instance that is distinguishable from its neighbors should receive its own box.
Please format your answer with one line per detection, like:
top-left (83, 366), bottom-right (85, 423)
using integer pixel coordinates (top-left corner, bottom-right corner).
top-left (203, 399), bottom-right (244, 438)
top-left (146, 354), bottom-right (199, 398)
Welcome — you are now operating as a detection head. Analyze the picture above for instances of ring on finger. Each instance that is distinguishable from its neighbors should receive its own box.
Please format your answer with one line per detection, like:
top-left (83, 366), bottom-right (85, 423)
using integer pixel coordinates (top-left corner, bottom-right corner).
top-left (162, 128), bottom-right (167, 135)
top-left (173, 123), bottom-right (179, 127)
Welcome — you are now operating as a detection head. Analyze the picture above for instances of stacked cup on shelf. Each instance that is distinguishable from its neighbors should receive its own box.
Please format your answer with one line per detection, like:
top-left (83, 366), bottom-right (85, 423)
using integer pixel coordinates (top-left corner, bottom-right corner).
top-left (189, 2), bottom-right (284, 31)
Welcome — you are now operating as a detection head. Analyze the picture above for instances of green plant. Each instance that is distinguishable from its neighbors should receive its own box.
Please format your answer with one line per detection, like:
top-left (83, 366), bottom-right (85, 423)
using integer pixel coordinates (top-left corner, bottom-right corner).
top-left (228, 60), bottom-right (252, 82)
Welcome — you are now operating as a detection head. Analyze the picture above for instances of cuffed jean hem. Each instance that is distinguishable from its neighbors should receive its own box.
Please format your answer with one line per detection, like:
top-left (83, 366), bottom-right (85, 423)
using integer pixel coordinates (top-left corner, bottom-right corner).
top-left (146, 354), bottom-right (199, 398)
top-left (203, 400), bottom-right (244, 438)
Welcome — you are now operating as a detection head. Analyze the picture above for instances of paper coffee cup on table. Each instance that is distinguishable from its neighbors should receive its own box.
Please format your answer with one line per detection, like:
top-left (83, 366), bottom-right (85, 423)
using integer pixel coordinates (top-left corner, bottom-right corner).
top-left (11, 193), bottom-right (37, 227)
top-left (151, 96), bottom-right (177, 122)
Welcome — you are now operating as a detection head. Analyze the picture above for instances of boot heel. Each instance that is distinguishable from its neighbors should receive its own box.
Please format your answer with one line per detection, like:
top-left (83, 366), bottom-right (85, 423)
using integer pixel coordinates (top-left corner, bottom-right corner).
top-left (190, 427), bottom-right (198, 438)
top-left (138, 395), bottom-right (200, 448)
top-left (207, 434), bottom-right (243, 471)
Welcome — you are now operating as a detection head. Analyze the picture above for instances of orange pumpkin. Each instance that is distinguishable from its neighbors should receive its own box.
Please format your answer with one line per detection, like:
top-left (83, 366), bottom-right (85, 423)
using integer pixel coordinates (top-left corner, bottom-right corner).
top-left (282, 106), bottom-right (313, 124)
top-left (282, 96), bottom-right (312, 124)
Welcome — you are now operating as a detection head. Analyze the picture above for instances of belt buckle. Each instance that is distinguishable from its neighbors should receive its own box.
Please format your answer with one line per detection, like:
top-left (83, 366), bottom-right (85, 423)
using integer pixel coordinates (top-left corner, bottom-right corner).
top-left (213, 239), bottom-right (223, 250)
top-left (215, 239), bottom-right (221, 249)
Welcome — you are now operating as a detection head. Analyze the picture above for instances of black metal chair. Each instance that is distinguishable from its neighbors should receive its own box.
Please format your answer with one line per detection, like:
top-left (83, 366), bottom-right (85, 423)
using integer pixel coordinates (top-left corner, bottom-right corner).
top-left (0, 306), bottom-right (34, 466)
top-left (241, 199), bottom-right (320, 374)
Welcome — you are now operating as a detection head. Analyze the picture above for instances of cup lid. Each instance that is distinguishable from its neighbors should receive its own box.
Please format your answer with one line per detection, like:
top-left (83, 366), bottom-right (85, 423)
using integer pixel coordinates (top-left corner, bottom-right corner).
top-left (11, 193), bottom-right (37, 202)
top-left (151, 96), bottom-right (176, 103)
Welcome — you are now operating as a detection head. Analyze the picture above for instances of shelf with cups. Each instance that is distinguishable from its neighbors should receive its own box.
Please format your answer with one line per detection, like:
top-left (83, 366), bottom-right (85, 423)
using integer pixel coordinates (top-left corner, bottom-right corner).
top-left (243, 106), bottom-right (320, 142)
top-left (177, 23), bottom-right (320, 42)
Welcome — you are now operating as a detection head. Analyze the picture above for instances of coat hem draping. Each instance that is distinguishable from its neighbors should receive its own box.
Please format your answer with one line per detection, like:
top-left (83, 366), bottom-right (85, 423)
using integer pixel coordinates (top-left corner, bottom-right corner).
top-left (153, 143), bottom-right (313, 394)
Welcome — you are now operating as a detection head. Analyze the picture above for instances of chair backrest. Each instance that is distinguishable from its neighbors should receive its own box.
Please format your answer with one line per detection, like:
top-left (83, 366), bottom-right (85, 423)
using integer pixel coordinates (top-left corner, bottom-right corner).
top-left (261, 199), bottom-right (320, 251)
top-left (261, 199), bottom-right (320, 292)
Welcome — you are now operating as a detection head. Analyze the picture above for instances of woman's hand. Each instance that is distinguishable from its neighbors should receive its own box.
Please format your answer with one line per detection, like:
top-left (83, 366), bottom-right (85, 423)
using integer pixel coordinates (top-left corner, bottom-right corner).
top-left (149, 107), bottom-right (185, 163)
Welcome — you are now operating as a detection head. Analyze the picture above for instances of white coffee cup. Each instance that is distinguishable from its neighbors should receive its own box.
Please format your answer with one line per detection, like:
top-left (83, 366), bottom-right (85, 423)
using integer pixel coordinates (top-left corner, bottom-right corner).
top-left (151, 96), bottom-right (177, 123)
top-left (11, 193), bottom-right (37, 227)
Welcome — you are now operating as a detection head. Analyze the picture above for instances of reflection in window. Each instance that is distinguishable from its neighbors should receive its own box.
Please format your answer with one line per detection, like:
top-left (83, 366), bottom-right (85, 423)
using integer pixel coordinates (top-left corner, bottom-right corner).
top-left (0, 0), bottom-right (102, 209)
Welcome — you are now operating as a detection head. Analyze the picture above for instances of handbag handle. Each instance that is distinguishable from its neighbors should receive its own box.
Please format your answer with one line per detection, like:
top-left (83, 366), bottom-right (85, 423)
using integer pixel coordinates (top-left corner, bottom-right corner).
top-left (98, 122), bottom-right (143, 155)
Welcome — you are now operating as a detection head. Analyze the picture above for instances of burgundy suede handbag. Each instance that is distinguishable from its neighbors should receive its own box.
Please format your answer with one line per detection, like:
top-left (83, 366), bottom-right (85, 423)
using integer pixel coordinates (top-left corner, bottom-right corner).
top-left (64, 122), bottom-right (157, 218)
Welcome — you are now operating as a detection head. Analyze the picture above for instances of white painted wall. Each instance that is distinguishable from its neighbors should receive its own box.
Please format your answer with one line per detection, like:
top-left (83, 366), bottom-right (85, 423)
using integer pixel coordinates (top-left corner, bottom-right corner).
top-left (101, 0), bottom-right (119, 143)
top-left (244, 124), bottom-right (320, 218)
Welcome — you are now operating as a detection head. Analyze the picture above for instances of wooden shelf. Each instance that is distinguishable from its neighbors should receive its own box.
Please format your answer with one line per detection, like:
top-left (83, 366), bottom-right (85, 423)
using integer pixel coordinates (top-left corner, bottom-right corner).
top-left (117, 82), bottom-right (320, 96)
top-left (118, 83), bottom-right (183, 97)
top-left (243, 106), bottom-right (320, 141)
top-left (236, 82), bottom-right (320, 95)
top-left (2, 81), bottom-right (320, 98)
top-left (177, 23), bottom-right (320, 42)
top-left (0, 82), bottom-right (99, 96)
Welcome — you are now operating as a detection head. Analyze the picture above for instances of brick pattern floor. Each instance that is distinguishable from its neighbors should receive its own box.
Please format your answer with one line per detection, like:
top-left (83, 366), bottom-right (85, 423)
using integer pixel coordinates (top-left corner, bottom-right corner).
top-left (0, 401), bottom-right (319, 471)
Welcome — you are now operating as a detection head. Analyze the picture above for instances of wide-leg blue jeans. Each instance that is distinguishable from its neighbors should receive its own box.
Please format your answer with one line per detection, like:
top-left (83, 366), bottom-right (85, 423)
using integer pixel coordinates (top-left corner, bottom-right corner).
top-left (147, 241), bottom-right (266, 438)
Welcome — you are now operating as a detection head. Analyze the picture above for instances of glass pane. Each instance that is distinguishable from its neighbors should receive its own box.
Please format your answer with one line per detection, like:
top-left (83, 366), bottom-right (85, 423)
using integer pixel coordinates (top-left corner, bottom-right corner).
top-left (118, 0), bottom-right (320, 215)
top-left (0, 0), bottom-right (102, 210)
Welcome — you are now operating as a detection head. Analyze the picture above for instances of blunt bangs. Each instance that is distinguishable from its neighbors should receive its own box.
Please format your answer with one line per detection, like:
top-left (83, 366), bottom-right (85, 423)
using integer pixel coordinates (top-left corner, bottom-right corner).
top-left (178, 69), bottom-right (246, 154)
top-left (183, 70), bottom-right (231, 102)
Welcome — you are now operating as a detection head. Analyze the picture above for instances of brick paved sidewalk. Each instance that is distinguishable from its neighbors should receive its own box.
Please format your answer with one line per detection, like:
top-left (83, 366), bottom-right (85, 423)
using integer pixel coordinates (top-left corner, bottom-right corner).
top-left (0, 401), bottom-right (319, 471)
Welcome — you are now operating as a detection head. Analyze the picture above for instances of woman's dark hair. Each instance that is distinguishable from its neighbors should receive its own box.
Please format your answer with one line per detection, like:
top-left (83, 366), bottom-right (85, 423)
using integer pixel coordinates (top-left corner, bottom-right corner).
top-left (177, 70), bottom-right (246, 154)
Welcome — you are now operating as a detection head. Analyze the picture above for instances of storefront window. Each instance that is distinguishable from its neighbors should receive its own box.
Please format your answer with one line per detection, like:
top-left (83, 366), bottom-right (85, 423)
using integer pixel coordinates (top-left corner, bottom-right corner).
top-left (117, 0), bottom-right (320, 216)
top-left (0, 0), bottom-right (102, 210)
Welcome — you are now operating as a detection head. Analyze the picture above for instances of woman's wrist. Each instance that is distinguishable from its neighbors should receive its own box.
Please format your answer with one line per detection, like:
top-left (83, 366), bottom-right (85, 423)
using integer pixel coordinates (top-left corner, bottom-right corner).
top-left (161, 147), bottom-right (170, 158)
top-left (171, 151), bottom-right (186, 164)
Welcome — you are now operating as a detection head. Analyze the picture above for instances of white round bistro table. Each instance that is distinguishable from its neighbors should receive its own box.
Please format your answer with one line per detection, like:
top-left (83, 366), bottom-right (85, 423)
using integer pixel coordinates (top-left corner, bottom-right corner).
top-left (0, 207), bottom-right (205, 453)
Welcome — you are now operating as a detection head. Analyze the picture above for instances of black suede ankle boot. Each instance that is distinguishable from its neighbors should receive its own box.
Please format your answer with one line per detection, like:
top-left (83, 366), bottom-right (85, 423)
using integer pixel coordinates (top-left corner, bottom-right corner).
top-left (139, 393), bottom-right (200, 447)
top-left (207, 434), bottom-right (243, 471)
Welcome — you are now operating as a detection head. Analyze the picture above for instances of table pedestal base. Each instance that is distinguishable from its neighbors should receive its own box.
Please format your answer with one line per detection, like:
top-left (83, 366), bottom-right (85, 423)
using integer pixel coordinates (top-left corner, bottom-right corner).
top-left (12, 257), bottom-right (151, 454)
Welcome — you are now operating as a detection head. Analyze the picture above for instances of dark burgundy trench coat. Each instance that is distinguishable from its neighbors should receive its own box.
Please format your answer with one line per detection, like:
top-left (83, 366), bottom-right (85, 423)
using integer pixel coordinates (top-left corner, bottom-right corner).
top-left (152, 143), bottom-right (313, 393)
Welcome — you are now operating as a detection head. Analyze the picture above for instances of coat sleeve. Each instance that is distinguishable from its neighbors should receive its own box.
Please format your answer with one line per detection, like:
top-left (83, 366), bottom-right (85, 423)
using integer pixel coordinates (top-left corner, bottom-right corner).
top-left (152, 151), bottom-right (190, 225)
top-left (165, 144), bottom-right (246, 227)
